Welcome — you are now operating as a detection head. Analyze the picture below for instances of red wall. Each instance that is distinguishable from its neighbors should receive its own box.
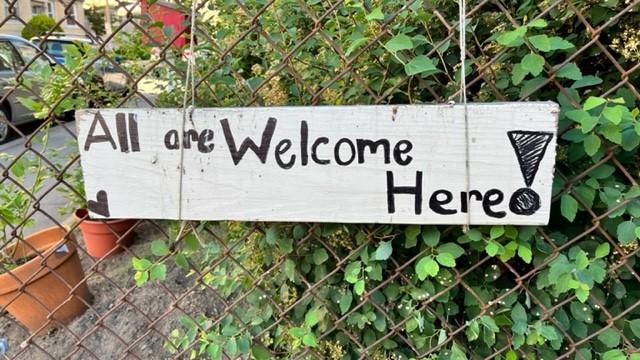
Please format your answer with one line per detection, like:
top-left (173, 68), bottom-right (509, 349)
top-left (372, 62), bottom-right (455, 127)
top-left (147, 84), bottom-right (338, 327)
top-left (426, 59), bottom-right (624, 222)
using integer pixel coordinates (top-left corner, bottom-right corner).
top-left (140, 0), bottom-right (187, 47)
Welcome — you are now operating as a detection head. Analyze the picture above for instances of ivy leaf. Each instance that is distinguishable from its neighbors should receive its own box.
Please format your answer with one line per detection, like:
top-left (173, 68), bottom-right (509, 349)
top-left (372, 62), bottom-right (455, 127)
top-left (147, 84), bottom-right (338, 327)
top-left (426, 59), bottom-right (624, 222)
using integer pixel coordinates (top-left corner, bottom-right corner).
top-left (151, 240), bottom-right (170, 256)
top-left (602, 106), bottom-right (623, 124)
top-left (149, 263), bottom-right (166, 281)
top-left (373, 241), bottom-right (393, 261)
top-left (602, 350), bottom-right (626, 360)
top-left (450, 342), bottom-right (468, 360)
top-left (485, 240), bottom-right (501, 257)
top-left (465, 320), bottom-right (480, 341)
top-left (345, 37), bottom-right (368, 56)
top-left (629, 319), bottom-right (640, 338)
top-left (354, 279), bottom-right (365, 295)
top-left (225, 338), bottom-right (238, 357)
top-left (527, 19), bottom-right (548, 28)
top-left (528, 35), bottom-right (551, 52)
top-left (416, 257), bottom-right (439, 280)
top-left (595, 243), bottom-right (610, 259)
top-left (339, 291), bottom-right (352, 315)
top-left (365, 7), bottom-right (384, 21)
top-left (548, 36), bottom-right (574, 50)
top-left (405, 225), bottom-right (421, 248)
top-left (561, 194), bottom-right (578, 222)
top-left (496, 27), bottom-right (527, 47)
top-left (511, 304), bottom-right (528, 334)
top-left (597, 328), bottom-right (621, 348)
top-left (556, 63), bottom-right (582, 80)
top-left (385, 34), bottom-right (413, 52)
top-left (517, 244), bottom-right (532, 263)
top-left (617, 221), bottom-right (638, 245)
top-left (511, 63), bottom-right (527, 85)
top-left (521, 53), bottom-right (545, 76)
top-left (490, 225), bottom-right (504, 239)
top-left (437, 243), bottom-right (465, 258)
top-left (344, 261), bottom-right (361, 283)
top-left (436, 253), bottom-right (456, 267)
top-left (251, 345), bottom-right (270, 360)
top-left (572, 75), bottom-right (603, 89)
top-left (305, 308), bottom-right (324, 327)
top-left (313, 248), bottom-right (329, 264)
top-left (404, 56), bottom-right (440, 76)
top-left (302, 333), bottom-right (317, 347)
top-left (422, 226), bottom-right (440, 247)
top-left (583, 96), bottom-right (606, 111)
top-left (132, 257), bottom-right (152, 271)
top-left (565, 109), bottom-right (598, 133)
top-left (599, 123), bottom-right (622, 144)
top-left (466, 229), bottom-right (483, 241)
top-left (583, 134), bottom-right (601, 156)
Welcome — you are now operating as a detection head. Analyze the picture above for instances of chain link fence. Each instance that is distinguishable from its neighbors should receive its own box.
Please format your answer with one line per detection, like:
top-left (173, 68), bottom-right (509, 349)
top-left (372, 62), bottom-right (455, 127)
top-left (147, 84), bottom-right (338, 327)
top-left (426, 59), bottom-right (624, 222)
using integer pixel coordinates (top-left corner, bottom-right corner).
top-left (1, 0), bottom-right (639, 359)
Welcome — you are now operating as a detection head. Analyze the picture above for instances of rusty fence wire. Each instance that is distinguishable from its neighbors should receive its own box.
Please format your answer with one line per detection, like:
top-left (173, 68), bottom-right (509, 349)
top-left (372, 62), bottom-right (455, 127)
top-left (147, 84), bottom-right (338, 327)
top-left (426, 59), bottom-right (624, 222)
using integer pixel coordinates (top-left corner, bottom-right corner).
top-left (0, 0), bottom-right (639, 359)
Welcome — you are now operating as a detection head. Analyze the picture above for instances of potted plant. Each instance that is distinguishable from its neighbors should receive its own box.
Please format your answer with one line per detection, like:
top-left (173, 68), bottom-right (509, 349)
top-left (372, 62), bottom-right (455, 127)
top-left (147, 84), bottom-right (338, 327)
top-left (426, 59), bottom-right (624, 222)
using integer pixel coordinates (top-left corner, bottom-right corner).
top-left (56, 152), bottom-right (138, 258)
top-left (0, 227), bottom-right (92, 333)
top-left (0, 149), bottom-right (91, 333)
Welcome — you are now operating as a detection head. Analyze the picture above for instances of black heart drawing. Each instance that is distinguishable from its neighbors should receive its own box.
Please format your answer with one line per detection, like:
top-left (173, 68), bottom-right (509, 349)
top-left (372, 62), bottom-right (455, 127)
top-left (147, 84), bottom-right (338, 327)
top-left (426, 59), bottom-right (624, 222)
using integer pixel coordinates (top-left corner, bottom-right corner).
top-left (87, 190), bottom-right (110, 217)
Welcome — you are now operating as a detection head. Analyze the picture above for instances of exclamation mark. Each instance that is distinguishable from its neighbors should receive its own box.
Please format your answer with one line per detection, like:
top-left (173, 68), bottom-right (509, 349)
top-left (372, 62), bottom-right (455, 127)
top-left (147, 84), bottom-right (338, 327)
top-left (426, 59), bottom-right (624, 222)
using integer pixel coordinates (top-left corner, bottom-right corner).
top-left (507, 130), bottom-right (553, 215)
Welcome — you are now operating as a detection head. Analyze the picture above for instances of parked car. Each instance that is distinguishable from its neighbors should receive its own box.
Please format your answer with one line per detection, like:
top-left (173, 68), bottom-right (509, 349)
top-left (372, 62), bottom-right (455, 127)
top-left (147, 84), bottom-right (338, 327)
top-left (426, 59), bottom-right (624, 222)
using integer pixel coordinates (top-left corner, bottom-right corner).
top-left (30, 34), bottom-right (93, 65)
top-left (32, 34), bottom-right (128, 93)
top-left (0, 34), bottom-right (55, 143)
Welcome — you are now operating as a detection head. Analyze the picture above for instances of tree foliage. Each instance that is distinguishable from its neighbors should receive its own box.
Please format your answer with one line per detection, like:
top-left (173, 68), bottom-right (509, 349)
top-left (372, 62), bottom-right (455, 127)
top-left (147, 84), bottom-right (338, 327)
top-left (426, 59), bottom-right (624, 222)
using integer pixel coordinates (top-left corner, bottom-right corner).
top-left (21, 14), bottom-right (62, 40)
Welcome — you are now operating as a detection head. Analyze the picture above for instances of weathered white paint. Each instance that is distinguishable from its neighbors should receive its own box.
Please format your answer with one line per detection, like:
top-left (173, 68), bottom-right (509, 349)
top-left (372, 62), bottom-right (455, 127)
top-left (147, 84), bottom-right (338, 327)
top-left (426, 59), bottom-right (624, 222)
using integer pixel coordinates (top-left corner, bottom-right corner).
top-left (77, 103), bottom-right (558, 224)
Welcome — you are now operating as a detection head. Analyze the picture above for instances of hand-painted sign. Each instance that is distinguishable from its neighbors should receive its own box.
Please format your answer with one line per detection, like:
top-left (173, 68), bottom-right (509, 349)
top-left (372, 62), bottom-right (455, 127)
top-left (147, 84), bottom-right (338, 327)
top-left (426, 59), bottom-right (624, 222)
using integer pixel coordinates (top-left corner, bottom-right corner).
top-left (77, 103), bottom-right (558, 225)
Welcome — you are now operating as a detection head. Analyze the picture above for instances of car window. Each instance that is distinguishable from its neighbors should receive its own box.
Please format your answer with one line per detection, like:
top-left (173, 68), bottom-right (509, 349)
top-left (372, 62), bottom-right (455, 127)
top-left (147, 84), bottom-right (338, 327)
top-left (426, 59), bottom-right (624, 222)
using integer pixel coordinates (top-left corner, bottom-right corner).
top-left (0, 41), bottom-right (20, 72)
top-left (11, 41), bottom-right (49, 70)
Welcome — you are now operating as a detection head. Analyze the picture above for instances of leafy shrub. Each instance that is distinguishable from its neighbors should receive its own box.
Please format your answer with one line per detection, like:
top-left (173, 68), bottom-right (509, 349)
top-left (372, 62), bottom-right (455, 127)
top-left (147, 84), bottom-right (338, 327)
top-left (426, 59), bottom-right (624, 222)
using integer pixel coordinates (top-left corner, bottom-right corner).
top-left (21, 14), bottom-right (62, 40)
top-left (130, 1), bottom-right (640, 359)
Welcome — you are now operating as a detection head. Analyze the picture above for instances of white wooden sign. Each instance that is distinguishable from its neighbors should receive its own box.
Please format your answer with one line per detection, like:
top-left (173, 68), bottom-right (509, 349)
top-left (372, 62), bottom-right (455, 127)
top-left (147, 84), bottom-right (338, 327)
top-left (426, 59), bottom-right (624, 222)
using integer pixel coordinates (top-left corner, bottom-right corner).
top-left (77, 103), bottom-right (558, 225)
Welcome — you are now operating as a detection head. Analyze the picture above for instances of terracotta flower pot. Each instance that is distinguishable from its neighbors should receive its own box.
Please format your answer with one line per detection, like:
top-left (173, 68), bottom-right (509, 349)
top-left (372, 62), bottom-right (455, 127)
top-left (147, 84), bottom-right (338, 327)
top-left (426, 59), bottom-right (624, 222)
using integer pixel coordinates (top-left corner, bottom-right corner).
top-left (0, 226), bottom-right (92, 334)
top-left (74, 209), bottom-right (136, 258)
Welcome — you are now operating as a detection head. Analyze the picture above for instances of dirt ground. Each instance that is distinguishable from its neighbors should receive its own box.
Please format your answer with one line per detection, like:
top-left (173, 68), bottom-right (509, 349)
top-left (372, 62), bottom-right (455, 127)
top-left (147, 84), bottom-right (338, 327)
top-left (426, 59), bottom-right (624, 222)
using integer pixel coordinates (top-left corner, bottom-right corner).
top-left (0, 221), bottom-right (221, 360)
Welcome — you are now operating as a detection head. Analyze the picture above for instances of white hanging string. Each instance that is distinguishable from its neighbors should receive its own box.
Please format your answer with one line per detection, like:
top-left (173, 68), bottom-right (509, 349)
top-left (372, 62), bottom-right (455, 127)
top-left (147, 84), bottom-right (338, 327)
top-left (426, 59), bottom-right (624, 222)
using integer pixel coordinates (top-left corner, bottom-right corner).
top-left (178, 0), bottom-right (199, 220)
top-left (459, 0), bottom-right (470, 232)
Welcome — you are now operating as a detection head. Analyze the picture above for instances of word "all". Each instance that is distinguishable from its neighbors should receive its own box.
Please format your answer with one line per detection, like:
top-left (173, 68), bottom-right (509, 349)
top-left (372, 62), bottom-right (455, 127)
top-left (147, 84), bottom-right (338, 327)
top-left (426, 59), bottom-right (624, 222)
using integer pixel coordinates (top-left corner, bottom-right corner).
top-left (84, 112), bottom-right (140, 153)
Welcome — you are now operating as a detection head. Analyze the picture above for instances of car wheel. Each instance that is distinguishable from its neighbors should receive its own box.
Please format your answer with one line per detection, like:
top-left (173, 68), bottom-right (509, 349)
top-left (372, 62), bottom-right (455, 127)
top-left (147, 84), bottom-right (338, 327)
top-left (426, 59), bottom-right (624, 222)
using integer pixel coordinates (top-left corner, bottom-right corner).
top-left (0, 106), bottom-right (11, 144)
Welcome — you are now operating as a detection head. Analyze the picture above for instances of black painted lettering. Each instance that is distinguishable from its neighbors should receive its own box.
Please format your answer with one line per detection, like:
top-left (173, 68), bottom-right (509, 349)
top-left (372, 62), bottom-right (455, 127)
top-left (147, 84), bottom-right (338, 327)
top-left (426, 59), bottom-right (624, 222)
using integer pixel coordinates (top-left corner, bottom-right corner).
top-left (198, 129), bottom-right (215, 153)
top-left (356, 139), bottom-right (390, 164)
top-left (300, 121), bottom-right (308, 166)
top-left (183, 129), bottom-right (199, 149)
top-left (115, 113), bottom-right (129, 152)
top-left (220, 117), bottom-right (277, 165)
top-left (84, 112), bottom-right (116, 151)
top-left (275, 139), bottom-right (295, 169)
top-left (429, 190), bottom-right (456, 215)
top-left (335, 138), bottom-right (356, 166)
top-left (393, 140), bottom-right (413, 165)
top-left (128, 114), bottom-right (140, 152)
top-left (164, 130), bottom-right (179, 150)
top-left (386, 171), bottom-right (423, 215)
top-left (311, 137), bottom-right (330, 165)
top-left (483, 189), bottom-right (506, 218)
top-left (460, 190), bottom-right (483, 213)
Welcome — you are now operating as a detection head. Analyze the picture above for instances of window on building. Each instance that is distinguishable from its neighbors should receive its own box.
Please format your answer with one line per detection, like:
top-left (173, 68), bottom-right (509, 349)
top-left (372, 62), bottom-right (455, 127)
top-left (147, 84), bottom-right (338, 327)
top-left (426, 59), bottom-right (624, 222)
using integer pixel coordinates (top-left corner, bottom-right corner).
top-left (3, 3), bottom-right (20, 20)
top-left (66, 3), bottom-right (76, 25)
top-left (47, 1), bottom-right (54, 17)
top-left (32, 1), bottom-right (46, 15)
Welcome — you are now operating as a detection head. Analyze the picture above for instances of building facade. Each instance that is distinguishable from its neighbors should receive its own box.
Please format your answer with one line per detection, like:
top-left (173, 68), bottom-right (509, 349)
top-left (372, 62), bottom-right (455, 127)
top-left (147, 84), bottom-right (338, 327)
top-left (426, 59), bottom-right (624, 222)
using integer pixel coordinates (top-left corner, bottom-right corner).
top-left (1, 0), bottom-right (87, 38)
